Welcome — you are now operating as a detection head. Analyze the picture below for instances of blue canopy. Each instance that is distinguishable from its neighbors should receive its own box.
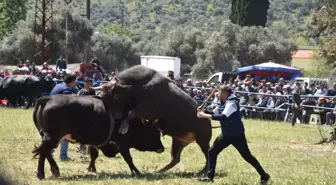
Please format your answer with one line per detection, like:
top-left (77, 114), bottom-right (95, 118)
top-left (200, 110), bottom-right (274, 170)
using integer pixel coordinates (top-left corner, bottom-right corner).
top-left (236, 62), bottom-right (301, 80)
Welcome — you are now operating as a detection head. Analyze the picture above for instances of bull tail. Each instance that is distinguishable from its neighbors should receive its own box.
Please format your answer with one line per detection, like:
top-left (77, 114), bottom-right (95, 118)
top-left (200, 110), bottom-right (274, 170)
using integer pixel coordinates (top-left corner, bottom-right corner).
top-left (33, 96), bottom-right (50, 137)
top-left (212, 126), bottom-right (221, 129)
top-left (32, 144), bottom-right (42, 159)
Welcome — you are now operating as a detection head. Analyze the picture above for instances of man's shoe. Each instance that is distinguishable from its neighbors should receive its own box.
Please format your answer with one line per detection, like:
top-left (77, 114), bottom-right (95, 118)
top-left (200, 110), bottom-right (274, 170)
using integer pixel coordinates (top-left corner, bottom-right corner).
top-left (197, 177), bottom-right (214, 183)
top-left (260, 173), bottom-right (270, 184)
top-left (60, 157), bottom-right (72, 161)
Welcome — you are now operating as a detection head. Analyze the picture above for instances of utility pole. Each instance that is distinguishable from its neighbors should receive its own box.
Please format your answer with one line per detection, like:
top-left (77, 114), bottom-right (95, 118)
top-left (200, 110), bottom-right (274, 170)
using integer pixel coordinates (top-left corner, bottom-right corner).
top-left (34, 0), bottom-right (53, 65)
top-left (86, 0), bottom-right (90, 20)
top-left (120, 0), bottom-right (124, 26)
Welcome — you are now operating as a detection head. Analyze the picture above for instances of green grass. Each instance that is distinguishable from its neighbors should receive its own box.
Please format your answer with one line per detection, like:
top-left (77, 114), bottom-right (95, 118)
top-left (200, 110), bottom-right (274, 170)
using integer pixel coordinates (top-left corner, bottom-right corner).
top-left (0, 108), bottom-right (336, 185)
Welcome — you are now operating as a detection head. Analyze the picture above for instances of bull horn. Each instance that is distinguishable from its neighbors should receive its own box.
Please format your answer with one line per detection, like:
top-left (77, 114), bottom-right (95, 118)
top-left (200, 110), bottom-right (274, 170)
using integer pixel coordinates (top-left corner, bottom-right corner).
top-left (92, 86), bottom-right (103, 90)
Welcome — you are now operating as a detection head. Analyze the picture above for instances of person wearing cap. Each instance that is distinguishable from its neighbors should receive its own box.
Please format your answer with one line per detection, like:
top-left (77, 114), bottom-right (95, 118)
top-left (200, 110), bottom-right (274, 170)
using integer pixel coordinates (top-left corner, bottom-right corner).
top-left (274, 92), bottom-right (287, 121)
top-left (196, 85), bottom-right (270, 183)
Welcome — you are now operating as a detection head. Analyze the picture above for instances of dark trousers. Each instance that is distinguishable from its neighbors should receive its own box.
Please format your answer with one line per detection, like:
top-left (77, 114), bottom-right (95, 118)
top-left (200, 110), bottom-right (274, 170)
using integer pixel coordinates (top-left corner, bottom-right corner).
top-left (292, 108), bottom-right (302, 126)
top-left (207, 133), bottom-right (266, 180)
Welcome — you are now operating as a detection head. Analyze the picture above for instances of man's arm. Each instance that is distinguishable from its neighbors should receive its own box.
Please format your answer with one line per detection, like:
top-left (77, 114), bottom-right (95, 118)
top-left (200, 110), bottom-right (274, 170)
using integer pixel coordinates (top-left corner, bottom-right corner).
top-left (211, 101), bottom-right (237, 122)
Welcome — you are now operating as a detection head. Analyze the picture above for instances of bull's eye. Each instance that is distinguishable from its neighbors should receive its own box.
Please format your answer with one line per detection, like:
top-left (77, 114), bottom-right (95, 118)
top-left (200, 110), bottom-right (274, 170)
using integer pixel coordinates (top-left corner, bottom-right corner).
top-left (113, 94), bottom-right (120, 100)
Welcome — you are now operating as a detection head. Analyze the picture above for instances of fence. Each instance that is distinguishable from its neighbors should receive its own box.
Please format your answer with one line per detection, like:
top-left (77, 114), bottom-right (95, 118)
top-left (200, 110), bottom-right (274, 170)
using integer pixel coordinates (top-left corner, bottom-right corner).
top-left (184, 86), bottom-right (336, 123)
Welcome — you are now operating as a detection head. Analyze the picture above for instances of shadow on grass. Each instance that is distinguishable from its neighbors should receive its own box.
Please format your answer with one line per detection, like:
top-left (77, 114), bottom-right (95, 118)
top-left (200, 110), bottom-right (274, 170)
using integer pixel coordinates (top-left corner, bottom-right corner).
top-left (58, 171), bottom-right (228, 181)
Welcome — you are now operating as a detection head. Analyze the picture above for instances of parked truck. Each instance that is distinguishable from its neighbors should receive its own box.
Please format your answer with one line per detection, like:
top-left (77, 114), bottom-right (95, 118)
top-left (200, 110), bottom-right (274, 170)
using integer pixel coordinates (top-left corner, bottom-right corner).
top-left (206, 71), bottom-right (237, 84)
top-left (140, 56), bottom-right (181, 78)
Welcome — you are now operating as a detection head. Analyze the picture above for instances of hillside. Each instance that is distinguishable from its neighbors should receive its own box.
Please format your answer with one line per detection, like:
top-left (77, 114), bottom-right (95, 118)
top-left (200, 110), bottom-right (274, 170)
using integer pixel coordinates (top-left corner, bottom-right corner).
top-left (68, 0), bottom-right (322, 46)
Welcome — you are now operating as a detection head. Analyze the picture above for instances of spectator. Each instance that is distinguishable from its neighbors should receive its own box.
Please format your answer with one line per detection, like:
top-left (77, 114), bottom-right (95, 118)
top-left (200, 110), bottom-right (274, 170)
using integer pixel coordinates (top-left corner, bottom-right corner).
top-left (244, 74), bottom-right (252, 84)
top-left (326, 83), bottom-right (336, 96)
top-left (77, 77), bottom-right (95, 161)
top-left (167, 71), bottom-right (174, 81)
top-left (29, 62), bottom-right (38, 75)
top-left (314, 97), bottom-right (328, 125)
top-left (301, 82), bottom-right (312, 95)
top-left (3, 69), bottom-right (9, 77)
top-left (245, 81), bottom-right (255, 92)
top-left (274, 92), bottom-right (287, 121)
top-left (301, 95), bottom-right (317, 124)
top-left (92, 73), bottom-right (99, 86)
top-left (56, 55), bottom-right (67, 72)
top-left (314, 85), bottom-right (324, 97)
top-left (50, 74), bottom-right (77, 161)
top-left (185, 79), bottom-right (193, 87)
top-left (193, 90), bottom-right (204, 105)
top-left (262, 92), bottom-right (275, 120)
top-left (310, 84), bottom-right (317, 94)
top-left (325, 98), bottom-right (336, 125)
top-left (90, 57), bottom-right (105, 77)
top-left (292, 84), bottom-right (302, 127)
top-left (279, 78), bottom-right (285, 86)
top-left (175, 77), bottom-right (185, 92)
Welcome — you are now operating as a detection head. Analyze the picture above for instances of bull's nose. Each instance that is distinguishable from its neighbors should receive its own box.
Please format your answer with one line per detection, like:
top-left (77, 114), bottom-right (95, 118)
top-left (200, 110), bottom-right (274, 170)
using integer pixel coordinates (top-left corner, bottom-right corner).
top-left (156, 148), bottom-right (164, 153)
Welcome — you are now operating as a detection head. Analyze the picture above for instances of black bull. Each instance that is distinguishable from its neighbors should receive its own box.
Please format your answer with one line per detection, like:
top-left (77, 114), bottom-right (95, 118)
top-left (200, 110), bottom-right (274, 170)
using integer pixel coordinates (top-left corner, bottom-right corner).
top-left (97, 65), bottom-right (214, 174)
top-left (32, 95), bottom-right (164, 180)
top-left (0, 75), bottom-right (53, 108)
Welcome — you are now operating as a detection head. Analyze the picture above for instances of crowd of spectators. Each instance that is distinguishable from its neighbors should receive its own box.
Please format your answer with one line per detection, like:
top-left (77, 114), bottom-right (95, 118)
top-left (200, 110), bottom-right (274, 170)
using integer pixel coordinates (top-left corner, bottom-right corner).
top-left (174, 75), bottom-right (336, 126)
top-left (2, 62), bottom-right (336, 126)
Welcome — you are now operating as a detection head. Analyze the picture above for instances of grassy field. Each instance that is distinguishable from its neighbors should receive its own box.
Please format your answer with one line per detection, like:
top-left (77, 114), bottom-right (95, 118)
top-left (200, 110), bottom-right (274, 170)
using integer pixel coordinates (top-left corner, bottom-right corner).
top-left (0, 108), bottom-right (336, 185)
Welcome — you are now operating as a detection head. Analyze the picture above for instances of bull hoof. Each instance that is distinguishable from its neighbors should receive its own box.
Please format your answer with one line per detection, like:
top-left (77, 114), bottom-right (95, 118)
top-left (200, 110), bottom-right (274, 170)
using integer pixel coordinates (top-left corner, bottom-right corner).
top-left (51, 167), bottom-right (60, 178)
top-left (196, 169), bottom-right (207, 176)
top-left (87, 167), bottom-right (97, 173)
top-left (37, 171), bottom-right (45, 180)
top-left (131, 171), bottom-right (141, 177)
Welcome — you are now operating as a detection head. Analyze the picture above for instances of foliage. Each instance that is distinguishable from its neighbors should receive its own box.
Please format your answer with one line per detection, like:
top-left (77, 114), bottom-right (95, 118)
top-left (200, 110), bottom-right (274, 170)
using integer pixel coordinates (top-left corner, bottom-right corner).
top-left (230, 0), bottom-right (270, 27)
top-left (310, 0), bottom-right (336, 79)
top-left (300, 58), bottom-right (332, 78)
top-left (191, 21), bottom-right (297, 77)
top-left (0, 9), bottom-right (94, 65)
top-left (101, 24), bottom-right (133, 39)
top-left (1, 108), bottom-right (336, 185)
top-left (0, 0), bottom-right (29, 39)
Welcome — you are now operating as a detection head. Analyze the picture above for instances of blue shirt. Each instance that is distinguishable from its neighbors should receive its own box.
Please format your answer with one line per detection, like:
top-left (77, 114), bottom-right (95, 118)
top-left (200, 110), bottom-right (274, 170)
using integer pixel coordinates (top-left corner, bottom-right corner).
top-left (207, 95), bottom-right (245, 136)
top-left (50, 82), bottom-right (75, 95)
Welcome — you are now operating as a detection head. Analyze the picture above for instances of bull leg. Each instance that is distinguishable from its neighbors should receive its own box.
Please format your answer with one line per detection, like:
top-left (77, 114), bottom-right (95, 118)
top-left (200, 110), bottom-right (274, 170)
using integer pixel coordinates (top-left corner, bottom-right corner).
top-left (37, 152), bottom-right (46, 180)
top-left (25, 96), bottom-right (32, 109)
top-left (46, 153), bottom-right (60, 178)
top-left (119, 146), bottom-right (141, 176)
top-left (196, 137), bottom-right (210, 175)
top-left (157, 138), bottom-right (186, 173)
top-left (87, 146), bottom-right (99, 173)
top-left (33, 135), bottom-right (58, 180)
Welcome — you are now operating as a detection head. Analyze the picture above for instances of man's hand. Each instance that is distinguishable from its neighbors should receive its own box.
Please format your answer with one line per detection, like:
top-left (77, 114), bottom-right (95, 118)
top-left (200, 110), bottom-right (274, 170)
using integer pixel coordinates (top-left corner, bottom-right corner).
top-left (197, 106), bottom-right (203, 112)
top-left (197, 111), bottom-right (211, 119)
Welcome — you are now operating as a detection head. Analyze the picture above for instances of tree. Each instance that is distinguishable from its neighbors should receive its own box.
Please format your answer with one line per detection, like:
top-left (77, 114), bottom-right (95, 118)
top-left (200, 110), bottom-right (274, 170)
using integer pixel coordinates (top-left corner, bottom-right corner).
top-left (192, 21), bottom-right (297, 77)
top-left (0, 0), bottom-right (29, 39)
top-left (310, 0), bottom-right (336, 79)
top-left (230, 0), bottom-right (270, 27)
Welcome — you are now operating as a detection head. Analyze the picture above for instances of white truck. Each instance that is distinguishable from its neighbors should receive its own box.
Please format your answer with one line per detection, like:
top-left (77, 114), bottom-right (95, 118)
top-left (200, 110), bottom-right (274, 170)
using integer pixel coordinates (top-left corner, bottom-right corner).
top-left (140, 56), bottom-right (181, 78)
